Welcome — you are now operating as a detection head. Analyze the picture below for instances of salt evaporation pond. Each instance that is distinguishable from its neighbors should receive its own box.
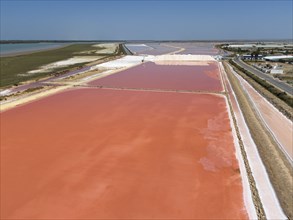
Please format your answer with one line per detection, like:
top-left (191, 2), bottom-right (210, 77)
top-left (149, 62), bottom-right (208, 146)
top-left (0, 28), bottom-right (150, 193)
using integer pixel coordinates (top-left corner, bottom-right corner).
top-left (174, 43), bottom-right (219, 55)
top-left (124, 44), bottom-right (152, 54)
top-left (88, 61), bottom-right (223, 92)
top-left (1, 57), bottom-right (251, 219)
top-left (140, 43), bottom-right (178, 55)
top-left (1, 88), bottom-right (248, 219)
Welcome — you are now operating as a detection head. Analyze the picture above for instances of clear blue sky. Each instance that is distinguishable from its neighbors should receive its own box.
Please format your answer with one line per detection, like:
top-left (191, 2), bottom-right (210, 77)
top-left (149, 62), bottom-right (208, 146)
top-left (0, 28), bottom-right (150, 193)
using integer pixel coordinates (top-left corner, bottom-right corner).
top-left (1, 0), bottom-right (292, 40)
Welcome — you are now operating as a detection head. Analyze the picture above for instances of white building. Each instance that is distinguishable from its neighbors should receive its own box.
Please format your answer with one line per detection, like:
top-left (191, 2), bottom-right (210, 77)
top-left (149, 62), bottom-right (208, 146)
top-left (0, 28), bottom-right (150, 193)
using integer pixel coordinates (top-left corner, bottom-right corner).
top-left (270, 65), bottom-right (284, 74)
top-left (263, 55), bottom-right (293, 62)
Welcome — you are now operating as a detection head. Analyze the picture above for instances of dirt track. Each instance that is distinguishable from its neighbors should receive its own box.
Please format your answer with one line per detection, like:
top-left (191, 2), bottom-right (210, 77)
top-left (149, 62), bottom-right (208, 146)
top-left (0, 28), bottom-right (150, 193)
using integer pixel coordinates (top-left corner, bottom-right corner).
top-left (236, 73), bottom-right (293, 160)
top-left (223, 61), bottom-right (293, 219)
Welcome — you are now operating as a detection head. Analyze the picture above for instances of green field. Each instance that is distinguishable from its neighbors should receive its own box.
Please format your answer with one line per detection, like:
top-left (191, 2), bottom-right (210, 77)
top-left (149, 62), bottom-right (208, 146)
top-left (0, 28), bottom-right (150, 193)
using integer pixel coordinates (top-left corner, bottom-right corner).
top-left (0, 44), bottom-right (113, 88)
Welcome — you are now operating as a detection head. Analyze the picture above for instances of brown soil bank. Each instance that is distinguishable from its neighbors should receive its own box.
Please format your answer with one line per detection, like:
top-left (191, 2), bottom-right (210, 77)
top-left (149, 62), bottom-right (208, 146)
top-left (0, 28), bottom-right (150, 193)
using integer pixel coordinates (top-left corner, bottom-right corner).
top-left (223, 61), bottom-right (293, 219)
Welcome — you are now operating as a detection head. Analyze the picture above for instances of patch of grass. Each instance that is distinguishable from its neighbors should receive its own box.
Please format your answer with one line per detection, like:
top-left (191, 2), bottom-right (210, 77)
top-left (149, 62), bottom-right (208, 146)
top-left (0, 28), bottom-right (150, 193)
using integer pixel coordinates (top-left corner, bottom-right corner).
top-left (275, 74), bottom-right (293, 86)
top-left (0, 44), bottom-right (107, 88)
top-left (0, 86), bottom-right (44, 101)
top-left (23, 86), bottom-right (44, 93)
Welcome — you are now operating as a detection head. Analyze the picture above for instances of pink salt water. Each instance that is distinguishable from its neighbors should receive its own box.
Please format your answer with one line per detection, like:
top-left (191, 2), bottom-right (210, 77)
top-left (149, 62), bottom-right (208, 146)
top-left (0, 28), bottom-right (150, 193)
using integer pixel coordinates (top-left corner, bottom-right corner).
top-left (88, 62), bottom-right (223, 92)
top-left (1, 88), bottom-right (248, 219)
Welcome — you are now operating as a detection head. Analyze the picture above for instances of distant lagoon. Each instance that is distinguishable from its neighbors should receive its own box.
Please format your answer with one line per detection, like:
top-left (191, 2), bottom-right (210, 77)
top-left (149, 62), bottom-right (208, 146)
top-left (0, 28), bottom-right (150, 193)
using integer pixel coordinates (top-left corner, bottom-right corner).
top-left (0, 43), bottom-right (68, 56)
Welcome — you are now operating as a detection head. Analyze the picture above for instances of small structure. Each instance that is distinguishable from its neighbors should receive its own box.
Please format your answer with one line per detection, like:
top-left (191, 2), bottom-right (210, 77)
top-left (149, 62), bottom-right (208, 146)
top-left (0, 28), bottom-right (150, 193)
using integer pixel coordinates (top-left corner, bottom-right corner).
top-left (263, 55), bottom-right (293, 62)
top-left (270, 65), bottom-right (284, 74)
top-left (242, 54), bottom-right (253, 60)
top-left (214, 55), bottom-right (223, 60)
top-left (241, 54), bottom-right (264, 60)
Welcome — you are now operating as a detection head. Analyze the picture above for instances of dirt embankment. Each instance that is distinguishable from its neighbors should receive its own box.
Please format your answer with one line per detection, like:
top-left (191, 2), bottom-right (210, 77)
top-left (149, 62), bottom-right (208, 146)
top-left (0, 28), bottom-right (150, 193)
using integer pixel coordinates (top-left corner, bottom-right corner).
top-left (223, 61), bottom-right (293, 219)
top-left (221, 70), bottom-right (265, 219)
top-left (229, 60), bottom-right (293, 120)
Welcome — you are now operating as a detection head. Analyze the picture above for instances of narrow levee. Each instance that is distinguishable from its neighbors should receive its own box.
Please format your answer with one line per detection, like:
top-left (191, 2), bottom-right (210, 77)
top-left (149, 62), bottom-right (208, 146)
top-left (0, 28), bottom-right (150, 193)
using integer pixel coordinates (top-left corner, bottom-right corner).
top-left (235, 72), bottom-right (293, 161)
top-left (222, 61), bottom-right (292, 219)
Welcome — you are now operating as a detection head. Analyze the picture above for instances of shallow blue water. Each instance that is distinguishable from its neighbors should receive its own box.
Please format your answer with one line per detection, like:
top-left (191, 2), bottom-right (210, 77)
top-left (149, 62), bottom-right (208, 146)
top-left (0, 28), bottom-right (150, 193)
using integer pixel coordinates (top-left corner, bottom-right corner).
top-left (0, 43), bottom-right (67, 56)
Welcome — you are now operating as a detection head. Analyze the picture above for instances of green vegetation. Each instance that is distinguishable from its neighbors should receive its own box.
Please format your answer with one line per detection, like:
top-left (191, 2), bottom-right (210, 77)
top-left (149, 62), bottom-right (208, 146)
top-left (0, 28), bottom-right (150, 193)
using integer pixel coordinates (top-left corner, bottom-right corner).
top-left (0, 86), bottom-right (44, 101)
top-left (23, 86), bottom-right (44, 93)
top-left (0, 44), bottom-right (114, 88)
top-left (229, 59), bottom-right (293, 108)
top-left (218, 43), bottom-right (293, 57)
top-left (274, 74), bottom-right (293, 86)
